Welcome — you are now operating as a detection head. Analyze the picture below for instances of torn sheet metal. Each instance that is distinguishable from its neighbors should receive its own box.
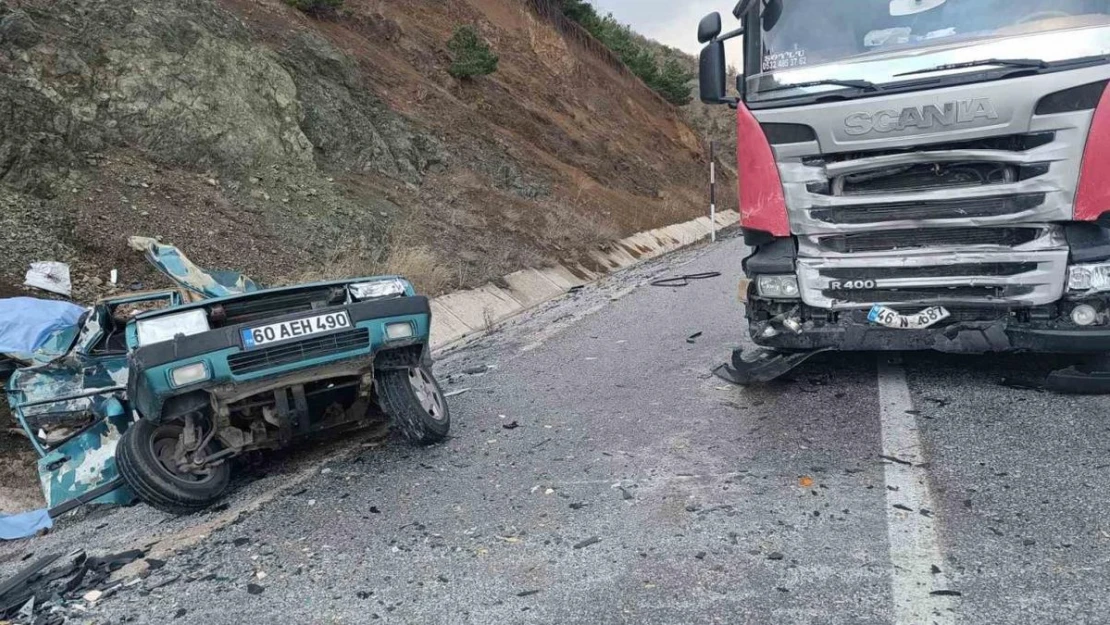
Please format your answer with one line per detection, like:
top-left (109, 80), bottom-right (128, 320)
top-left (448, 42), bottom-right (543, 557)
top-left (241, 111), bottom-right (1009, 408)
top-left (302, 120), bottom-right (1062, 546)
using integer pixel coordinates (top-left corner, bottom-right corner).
top-left (37, 398), bottom-right (135, 511)
top-left (7, 361), bottom-right (127, 433)
top-left (23, 262), bottom-right (72, 297)
top-left (0, 297), bottom-right (83, 358)
top-left (129, 236), bottom-right (260, 298)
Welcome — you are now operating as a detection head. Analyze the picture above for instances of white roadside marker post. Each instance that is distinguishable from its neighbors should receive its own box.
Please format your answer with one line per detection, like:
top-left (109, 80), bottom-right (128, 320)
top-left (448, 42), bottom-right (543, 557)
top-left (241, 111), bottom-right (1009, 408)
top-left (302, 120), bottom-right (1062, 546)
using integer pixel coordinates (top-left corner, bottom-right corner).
top-left (709, 139), bottom-right (717, 242)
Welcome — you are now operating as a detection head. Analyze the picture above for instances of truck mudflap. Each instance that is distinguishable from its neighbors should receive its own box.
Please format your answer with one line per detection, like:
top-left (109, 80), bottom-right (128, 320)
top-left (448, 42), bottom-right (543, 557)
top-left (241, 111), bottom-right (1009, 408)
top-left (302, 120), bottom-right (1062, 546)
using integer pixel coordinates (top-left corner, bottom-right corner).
top-left (713, 347), bottom-right (832, 385)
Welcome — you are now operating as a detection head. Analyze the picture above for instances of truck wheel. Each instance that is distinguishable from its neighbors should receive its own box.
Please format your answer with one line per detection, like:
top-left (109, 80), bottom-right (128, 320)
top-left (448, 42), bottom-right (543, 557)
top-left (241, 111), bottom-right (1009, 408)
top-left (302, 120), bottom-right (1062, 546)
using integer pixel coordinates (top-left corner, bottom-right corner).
top-left (376, 365), bottom-right (450, 445)
top-left (117, 419), bottom-right (231, 514)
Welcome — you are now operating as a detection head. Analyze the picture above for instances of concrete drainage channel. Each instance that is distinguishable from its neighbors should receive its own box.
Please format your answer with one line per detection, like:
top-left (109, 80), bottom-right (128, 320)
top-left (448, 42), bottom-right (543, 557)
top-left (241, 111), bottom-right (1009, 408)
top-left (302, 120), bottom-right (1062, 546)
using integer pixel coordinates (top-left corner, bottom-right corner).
top-left (429, 210), bottom-right (739, 350)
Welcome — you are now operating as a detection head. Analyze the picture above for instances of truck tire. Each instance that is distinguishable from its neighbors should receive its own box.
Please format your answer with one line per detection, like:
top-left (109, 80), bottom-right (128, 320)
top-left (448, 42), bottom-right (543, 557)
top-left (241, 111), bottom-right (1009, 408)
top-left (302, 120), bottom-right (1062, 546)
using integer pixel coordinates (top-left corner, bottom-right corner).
top-left (117, 419), bottom-right (231, 514)
top-left (376, 365), bottom-right (450, 445)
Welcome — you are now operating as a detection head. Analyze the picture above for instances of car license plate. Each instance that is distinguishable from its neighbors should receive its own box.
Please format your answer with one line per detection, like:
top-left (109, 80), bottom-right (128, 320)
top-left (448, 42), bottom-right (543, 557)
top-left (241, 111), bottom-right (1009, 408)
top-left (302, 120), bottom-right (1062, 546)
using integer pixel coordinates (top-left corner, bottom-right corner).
top-left (868, 305), bottom-right (950, 330)
top-left (241, 311), bottom-right (352, 348)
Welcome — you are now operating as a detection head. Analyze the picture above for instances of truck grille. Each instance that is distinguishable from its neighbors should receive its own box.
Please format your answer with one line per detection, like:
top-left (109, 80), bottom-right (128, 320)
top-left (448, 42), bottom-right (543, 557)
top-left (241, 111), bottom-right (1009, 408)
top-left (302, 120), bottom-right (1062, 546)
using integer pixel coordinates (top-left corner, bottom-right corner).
top-left (227, 328), bottom-right (370, 375)
top-left (796, 250), bottom-right (1068, 310)
top-left (824, 286), bottom-right (1035, 305)
top-left (817, 228), bottom-right (1043, 254)
top-left (809, 193), bottom-right (1045, 225)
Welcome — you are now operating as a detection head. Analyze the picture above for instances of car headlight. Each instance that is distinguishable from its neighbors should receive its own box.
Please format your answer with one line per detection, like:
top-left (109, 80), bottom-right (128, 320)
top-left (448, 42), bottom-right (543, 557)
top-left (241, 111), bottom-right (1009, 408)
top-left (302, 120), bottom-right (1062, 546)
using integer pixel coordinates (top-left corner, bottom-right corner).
top-left (349, 279), bottom-right (408, 301)
top-left (757, 275), bottom-right (800, 299)
top-left (1068, 263), bottom-right (1110, 293)
top-left (136, 309), bottom-right (210, 346)
top-left (170, 362), bottom-right (210, 388)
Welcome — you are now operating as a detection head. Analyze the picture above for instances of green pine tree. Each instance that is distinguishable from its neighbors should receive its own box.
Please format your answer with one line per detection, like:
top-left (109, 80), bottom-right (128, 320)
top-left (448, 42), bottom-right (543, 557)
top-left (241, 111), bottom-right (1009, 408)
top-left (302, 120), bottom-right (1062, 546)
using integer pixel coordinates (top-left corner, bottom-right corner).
top-left (448, 26), bottom-right (499, 80)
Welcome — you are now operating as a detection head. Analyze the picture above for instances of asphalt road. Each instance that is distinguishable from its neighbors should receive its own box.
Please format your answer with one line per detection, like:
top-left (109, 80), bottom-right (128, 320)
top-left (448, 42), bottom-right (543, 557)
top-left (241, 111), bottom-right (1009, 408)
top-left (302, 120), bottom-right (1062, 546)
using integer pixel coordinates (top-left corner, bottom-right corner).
top-left (2, 231), bottom-right (1108, 625)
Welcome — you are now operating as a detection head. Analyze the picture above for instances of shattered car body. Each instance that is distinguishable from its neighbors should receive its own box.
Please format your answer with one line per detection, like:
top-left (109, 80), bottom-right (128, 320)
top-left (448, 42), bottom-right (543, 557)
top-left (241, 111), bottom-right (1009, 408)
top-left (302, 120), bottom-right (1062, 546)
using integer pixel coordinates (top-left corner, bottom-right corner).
top-left (4, 291), bottom-right (184, 514)
top-left (5, 239), bottom-right (450, 515)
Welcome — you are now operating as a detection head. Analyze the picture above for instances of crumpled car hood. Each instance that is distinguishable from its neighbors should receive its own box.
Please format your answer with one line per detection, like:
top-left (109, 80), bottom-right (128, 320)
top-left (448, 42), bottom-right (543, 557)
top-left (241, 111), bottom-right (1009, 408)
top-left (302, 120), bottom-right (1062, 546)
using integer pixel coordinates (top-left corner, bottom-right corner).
top-left (129, 236), bottom-right (261, 299)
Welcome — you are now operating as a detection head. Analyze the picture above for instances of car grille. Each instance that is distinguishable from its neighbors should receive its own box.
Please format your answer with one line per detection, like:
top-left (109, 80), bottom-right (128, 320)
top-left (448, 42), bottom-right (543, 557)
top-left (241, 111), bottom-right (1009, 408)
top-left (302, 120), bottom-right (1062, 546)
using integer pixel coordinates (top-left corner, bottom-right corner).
top-left (220, 288), bottom-right (346, 325)
top-left (227, 328), bottom-right (370, 376)
top-left (817, 228), bottom-right (1043, 254)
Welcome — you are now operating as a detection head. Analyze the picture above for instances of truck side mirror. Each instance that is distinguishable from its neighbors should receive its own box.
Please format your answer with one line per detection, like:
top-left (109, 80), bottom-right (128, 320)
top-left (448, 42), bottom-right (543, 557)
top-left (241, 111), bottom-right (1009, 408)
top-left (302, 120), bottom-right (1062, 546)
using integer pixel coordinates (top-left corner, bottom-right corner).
top-left (697, 12), bottom-right (722, 44)
top-left (699, 40), bottom-right (728, 104)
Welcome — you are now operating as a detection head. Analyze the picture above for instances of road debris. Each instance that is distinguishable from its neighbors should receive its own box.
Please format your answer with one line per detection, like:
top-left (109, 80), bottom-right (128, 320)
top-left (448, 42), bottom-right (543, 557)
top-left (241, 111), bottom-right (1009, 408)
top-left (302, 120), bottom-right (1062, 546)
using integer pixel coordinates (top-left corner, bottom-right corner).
top-left (24, 262), bottom-right (72, 297)
top-left (766, 552), bottom-right (784, 561)
top-left (572, 536), bottom-right (600, 550)
top-left (0, 549), bottom-right (148, 620)
top-left (649, 272), bottom-right (721, 288)
top-left (686, 331), bottom-right (703, 344)
top-left (0, 508), bottom-right (53, 541)
top-left (502, 421), bottom-right (520, 430)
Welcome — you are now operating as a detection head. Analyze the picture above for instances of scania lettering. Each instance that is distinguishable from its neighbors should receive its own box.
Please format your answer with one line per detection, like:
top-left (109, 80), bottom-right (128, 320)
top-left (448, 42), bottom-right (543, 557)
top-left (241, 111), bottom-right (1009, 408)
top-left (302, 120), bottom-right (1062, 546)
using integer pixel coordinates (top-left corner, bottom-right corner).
top-left (696, 0), bottom-right (1110, 385)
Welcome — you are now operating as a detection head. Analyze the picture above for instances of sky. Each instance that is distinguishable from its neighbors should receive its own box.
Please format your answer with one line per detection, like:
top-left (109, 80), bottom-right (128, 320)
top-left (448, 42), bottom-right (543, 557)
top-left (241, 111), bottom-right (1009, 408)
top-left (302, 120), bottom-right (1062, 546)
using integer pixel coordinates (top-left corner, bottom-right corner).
top-left (589, 0), bottom-right (736, 55)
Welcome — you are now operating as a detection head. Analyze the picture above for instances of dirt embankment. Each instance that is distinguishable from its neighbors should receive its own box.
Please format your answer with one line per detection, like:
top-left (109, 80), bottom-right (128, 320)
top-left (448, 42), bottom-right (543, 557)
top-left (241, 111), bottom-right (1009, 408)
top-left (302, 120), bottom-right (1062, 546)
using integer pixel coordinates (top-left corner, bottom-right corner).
top-left (0, 0), bottom-right (733, 300)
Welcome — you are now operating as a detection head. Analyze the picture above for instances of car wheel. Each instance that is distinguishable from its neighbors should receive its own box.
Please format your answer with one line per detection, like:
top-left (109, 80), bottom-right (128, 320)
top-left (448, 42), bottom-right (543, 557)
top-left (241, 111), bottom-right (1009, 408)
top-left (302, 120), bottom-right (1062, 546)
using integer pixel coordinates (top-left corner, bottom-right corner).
top-left (376, 365), bottom-right (451, 445)
top-left (117, 418), bottom-right (231, 514)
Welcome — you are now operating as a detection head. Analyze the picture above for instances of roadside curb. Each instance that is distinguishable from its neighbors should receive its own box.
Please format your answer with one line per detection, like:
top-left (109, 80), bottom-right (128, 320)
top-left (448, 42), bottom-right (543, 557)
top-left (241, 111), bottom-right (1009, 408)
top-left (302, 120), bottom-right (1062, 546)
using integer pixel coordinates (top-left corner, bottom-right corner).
top-left (429, 210), bottom-right (739, 350)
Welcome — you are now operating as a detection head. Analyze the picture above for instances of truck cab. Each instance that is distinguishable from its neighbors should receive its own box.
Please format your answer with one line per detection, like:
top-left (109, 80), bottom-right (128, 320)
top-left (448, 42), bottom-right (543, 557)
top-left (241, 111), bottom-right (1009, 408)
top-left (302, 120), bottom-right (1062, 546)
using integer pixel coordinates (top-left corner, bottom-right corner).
top-left (699, 0), bottom-right (1110, 372)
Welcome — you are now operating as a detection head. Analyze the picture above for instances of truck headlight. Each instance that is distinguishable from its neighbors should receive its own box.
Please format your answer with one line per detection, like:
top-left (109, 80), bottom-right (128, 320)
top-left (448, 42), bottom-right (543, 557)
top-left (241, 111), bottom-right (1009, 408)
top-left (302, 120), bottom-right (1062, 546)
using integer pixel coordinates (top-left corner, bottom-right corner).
top-left (757, 275), bottom-right (800, 299)
top-left (349, 279), bottom-right (407, 301)
top-left (1068, 263), bottom-right (1110, 293)
top-left (136, 309), bottom-right (210, 346)
top-left (170, 362), bottom-right (210, 387)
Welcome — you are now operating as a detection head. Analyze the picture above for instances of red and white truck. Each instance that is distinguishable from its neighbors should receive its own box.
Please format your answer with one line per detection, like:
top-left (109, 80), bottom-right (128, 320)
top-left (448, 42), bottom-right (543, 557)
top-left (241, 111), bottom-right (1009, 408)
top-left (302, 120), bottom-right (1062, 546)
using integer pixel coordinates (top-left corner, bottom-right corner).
top-left (699, 0), bottom-right (1110, 388)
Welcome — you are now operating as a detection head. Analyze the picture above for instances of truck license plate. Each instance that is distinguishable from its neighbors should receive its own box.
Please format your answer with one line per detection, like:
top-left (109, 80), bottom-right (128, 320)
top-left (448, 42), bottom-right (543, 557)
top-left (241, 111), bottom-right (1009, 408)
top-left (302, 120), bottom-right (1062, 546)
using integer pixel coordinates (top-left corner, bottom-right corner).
top-left (241, 311), bottom-right (351, 348)
top-left (868, 305), bottom-right (950, 330)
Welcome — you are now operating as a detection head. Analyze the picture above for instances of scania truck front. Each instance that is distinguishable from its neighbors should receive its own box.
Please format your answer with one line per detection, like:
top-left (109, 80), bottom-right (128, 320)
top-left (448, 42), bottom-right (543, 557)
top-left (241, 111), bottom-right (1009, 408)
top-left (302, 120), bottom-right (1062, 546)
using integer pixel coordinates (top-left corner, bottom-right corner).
top-left (699, 0), bottom-right (1110, 385)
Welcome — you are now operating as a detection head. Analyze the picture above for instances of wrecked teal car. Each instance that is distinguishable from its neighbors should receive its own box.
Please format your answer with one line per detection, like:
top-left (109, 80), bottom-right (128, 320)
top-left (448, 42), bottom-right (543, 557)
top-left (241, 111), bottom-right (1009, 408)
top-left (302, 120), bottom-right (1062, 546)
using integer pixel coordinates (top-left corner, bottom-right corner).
top-left (5, 238), bottom-right (450, 515)
top-left (4, 290), bottom-right (186, 515)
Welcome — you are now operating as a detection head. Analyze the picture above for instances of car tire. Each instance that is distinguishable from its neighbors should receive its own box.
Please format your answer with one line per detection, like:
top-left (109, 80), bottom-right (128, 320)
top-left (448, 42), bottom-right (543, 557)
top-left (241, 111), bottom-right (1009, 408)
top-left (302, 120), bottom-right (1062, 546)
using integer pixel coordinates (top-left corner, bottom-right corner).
top-left (376, 365), bottom-right (451, 445)
top-left (117, 419), bottom-right (231, 514)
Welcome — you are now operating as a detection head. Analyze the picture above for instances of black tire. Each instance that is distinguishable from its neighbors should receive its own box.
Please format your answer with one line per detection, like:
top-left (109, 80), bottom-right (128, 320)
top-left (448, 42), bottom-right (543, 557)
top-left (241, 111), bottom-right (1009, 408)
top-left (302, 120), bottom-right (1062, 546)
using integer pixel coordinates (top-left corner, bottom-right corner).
top-left (376, 365), bottom-right (450, 445)
top-left (117, 419), bottom-right (231, 514)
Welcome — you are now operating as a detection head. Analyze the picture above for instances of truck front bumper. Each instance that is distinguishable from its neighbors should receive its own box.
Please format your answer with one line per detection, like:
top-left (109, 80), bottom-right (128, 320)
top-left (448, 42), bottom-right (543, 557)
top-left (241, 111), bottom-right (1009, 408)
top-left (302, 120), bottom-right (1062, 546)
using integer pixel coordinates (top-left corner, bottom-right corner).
top-left (749, 302), bottom-right (1110, 354)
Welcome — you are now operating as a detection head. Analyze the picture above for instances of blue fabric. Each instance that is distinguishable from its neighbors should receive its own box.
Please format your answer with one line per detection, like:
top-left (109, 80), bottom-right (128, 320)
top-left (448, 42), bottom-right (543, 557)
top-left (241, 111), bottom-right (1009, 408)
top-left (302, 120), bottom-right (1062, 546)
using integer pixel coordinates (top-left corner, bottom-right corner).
top-left (0, 298), bottom-right (83, 355)
top-left (0, 508), bottom-right (52, 540)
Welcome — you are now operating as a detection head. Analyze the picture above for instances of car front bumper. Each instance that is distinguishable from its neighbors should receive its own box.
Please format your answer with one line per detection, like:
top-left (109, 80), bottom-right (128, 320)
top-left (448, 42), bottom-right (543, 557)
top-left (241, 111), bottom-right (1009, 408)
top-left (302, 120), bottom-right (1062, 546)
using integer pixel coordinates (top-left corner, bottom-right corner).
top-left (129, 296), bottom-right (432, 421)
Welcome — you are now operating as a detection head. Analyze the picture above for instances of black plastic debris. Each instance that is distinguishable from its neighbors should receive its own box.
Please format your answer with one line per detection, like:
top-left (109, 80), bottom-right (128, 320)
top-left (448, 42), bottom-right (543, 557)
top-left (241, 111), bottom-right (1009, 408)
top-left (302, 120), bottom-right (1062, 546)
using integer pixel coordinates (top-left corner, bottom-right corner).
top-left (246, 583), bottom-right (265, 595)
top-left (766, 552), bottom-right (784, 561)
top-left (649, 272), bottom-right (721, 288)
top-left (930, 590), bottom-right (962, 597)
top-left (502, 421), bottom-right (520, 430)
top-left (516, 589), bottom-right (541, 597)
top-left (686, 332), bottom-right (703, 344)
top-left (572, 536), bottom-right (600, 550)
top-left (0, 549), bottom-right (149, 621)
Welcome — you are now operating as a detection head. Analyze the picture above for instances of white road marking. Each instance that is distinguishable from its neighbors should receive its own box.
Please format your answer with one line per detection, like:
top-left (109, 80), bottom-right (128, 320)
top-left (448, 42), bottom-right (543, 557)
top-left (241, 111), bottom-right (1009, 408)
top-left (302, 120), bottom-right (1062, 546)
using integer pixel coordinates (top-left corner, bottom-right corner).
top-left (878, 357), bottom-right (958, 625)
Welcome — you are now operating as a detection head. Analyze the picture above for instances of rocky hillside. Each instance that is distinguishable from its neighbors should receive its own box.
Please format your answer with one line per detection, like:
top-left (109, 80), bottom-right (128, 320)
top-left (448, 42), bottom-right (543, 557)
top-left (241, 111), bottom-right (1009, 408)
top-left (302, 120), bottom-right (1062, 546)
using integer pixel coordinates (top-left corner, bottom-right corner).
top-left (0, 0), bottom-right (734, 299)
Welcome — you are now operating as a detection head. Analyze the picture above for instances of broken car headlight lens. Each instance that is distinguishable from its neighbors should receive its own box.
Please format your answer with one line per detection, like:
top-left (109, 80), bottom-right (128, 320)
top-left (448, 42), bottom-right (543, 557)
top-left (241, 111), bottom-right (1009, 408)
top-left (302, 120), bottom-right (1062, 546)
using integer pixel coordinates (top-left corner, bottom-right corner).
top-left (349, 279), bottom-right (408, 301)
top-left (1068, 263), bottom-right (1110, 293)
top-left (170, 362), bottom-right (210, 388)
top-left (136, 309), bottom-right (210, 346)
top-left (385, 322), bottom-right (415, 340)
top-left (757, 275), bottom-right (800, 299)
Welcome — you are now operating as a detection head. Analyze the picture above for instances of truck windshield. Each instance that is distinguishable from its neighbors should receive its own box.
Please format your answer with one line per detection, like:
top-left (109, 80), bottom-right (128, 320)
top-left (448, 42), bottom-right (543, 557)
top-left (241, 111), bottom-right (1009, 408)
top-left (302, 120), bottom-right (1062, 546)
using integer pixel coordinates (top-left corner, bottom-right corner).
top-left (760, 0), bottom-right (1110, 74)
